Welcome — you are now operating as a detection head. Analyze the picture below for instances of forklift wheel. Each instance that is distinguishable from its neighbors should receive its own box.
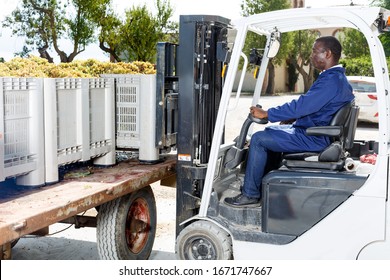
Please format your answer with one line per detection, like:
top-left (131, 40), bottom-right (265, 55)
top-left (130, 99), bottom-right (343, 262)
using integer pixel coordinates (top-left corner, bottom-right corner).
top-left (96, 186), bottom-right (156, 260)
top-left (176, 220), bottom-right (233, 260)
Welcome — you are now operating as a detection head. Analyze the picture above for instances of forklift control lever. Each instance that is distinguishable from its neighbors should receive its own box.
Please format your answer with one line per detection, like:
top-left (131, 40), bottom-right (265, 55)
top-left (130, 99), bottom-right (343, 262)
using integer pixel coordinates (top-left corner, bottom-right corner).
top-left (249, 104), bottom-right (268, 124)
top-left (224, 104), bottom-right (269, 169)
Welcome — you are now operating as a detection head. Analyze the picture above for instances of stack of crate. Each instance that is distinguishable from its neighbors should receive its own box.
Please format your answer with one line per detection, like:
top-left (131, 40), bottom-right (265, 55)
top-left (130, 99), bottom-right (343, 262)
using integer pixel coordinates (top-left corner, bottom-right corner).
top-left (0, 77), bottom-right (116, 186)
top-left (0, 74), bottom-right (158, 186)
top-left (44, 78), bottom-right (116, 184)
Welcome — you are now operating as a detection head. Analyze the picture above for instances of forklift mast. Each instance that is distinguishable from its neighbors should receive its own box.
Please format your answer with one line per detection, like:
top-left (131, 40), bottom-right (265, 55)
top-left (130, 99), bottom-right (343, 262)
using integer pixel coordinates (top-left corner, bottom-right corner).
top-left (156, 42), bottom-right (179, 152)
top-left (176, 15), bottom-right (230, 234)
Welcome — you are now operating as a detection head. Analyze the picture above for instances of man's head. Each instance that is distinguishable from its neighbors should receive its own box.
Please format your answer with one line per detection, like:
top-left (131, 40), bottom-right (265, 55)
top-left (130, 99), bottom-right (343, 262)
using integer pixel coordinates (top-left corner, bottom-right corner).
top-left (311, 36), bottom-right (342, 71)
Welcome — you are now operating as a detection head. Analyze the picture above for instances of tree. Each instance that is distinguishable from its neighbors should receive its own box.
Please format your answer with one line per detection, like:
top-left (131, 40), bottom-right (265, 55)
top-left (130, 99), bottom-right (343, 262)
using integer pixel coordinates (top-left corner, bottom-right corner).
top-left (339, 28), bottom-right (370, 58)
top-left (2, 0), bottom-right (107, 62)
top-left (155, 0), bottom-right (179, 43)
top-left (87, 2), bottom-right (122, 62)
top-left (119, 6), bottom-right (161, 62)
top-left (119, 0), bottom-right (175, 62)
top-left (289, 30), bottom-right (318, 92)
top-left (241, 0), bottom-right (292, 95)
top-left (340, 56), bottom-right (375, 76)
top-left (3, 0), bottom-right (177, 63)
top-left (95, 0), bottom-right (176, 62)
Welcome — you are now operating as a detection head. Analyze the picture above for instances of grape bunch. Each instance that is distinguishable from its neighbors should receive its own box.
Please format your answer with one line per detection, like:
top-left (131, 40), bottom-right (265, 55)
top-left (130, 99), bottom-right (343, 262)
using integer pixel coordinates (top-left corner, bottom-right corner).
top-left (0, 56), bottom-right (156, 78)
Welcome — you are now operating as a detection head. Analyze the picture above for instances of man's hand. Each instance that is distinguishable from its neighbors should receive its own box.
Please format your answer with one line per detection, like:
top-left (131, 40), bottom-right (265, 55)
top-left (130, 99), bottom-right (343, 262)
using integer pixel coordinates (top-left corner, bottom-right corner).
top-left (250, 106), bottom-right (268, 119)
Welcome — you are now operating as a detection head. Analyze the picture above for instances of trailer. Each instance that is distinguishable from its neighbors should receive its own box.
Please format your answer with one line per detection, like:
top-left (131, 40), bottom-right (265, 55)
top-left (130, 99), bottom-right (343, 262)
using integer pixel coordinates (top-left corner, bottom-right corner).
top-left (0, 155), bottom-right (176, 260)
top-left (0, 43), bottom-right (179, 260)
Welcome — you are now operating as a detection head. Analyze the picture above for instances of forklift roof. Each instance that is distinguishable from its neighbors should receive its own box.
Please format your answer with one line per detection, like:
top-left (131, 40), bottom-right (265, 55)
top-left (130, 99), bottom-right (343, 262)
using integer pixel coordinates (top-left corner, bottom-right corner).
top-left (233, 6), bottom-right (390, 36)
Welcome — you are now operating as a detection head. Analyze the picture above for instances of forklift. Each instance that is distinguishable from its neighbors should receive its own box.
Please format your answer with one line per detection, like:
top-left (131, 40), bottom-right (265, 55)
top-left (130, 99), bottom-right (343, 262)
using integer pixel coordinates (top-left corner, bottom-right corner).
top-left (175, 7), bottom-right (390, 259)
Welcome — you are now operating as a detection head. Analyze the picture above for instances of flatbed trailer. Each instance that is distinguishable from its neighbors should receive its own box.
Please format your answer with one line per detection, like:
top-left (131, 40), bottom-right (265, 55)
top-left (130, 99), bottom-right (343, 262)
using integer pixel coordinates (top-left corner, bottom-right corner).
top-left (0, 155), bottom-right (176, 260)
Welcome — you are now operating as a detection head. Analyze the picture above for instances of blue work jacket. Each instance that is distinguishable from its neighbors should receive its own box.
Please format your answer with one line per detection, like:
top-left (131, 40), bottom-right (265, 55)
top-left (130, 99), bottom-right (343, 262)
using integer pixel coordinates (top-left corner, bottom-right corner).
top-left (268, 66), bottom-right (354, 128)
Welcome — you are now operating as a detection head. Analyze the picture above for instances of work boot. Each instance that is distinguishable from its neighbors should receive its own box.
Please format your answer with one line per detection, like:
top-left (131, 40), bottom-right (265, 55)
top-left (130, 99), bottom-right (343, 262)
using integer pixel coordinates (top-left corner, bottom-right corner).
top-left (224, 193), bottom-right (260, 207)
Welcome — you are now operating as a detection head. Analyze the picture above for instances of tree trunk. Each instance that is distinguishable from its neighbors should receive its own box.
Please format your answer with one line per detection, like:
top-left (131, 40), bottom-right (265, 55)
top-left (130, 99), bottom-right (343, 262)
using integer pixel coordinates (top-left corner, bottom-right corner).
top-left (293, 59), bottom-right (314, 93)
top-left (301, 64), bottom-right (314, 93)
top-left (265, 61), bottom-right (275, 96)
top-left (99, 41), bottom-right (122, 62)
top-left (38, 46), bottom-right (54, 63)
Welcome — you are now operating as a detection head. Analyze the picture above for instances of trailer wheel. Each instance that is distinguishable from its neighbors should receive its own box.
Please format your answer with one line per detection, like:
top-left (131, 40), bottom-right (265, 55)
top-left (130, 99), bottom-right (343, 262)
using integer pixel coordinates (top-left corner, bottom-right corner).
top-left (96, 185), bottom-right (156, 260)
top-left (176, 220), bottom-right (233, 260)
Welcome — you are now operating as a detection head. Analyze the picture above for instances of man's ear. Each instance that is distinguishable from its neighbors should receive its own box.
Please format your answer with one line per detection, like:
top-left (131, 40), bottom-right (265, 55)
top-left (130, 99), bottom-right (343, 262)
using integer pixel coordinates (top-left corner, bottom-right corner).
top-left (325, 49), bottom-right (332, 59)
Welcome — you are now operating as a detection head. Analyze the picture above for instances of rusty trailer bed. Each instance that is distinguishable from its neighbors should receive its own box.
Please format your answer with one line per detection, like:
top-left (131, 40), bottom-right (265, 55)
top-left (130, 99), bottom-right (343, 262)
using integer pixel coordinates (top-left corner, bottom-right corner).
top-left (0, 156), bottom-right (176, 246)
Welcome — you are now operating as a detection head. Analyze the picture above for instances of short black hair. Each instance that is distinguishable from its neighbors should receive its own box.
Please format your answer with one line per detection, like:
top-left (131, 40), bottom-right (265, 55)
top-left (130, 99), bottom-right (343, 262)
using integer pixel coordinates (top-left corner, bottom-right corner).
top-left (315, 36), bottom-right (342, 62)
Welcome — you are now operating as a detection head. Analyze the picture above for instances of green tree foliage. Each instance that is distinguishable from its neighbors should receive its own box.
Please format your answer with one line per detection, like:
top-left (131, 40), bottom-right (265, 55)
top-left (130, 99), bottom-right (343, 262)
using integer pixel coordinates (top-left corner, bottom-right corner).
top-left (116, 0), bottom-right (175, 62)
top-left (92, 0), bottom-right (176, 62)
top-left (339, 28), bottom-right (370, 58)
top-left (2, 0), bottom-right (104, 62)
top-left (2, 0), bottom-right (177, 63)
top-left (340, 56), bottom-right (374, 76)
top-left (120, 6), bottom-right (161, 62)
top-left (94, 7), bottom-right (123, 62)
top-left (155, 0), bottom-right (179, 43)
top-left (241, 0), bottom-right (291, 95)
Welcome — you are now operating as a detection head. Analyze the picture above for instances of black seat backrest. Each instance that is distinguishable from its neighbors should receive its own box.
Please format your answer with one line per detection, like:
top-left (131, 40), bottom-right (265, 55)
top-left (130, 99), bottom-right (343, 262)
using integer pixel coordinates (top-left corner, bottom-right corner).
top-left (344, 104), bottom-right (359, 150)
top-left (328, 100), bottom-right (359, 149)
top-left (317, 101), bottom-right (359, 163)
top-left (329, 102), bottom-right (353, 126)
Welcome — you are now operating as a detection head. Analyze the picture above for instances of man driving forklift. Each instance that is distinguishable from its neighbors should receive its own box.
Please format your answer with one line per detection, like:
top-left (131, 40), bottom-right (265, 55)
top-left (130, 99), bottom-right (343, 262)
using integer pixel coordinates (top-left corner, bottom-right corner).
top-left (224, 36), bottom-right (355, 207)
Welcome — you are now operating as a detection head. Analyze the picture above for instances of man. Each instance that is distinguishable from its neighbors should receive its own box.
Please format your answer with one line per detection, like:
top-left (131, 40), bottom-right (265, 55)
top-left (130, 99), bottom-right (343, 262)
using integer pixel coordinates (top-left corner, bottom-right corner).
top-left (224, 36), bottom-right (354, 207)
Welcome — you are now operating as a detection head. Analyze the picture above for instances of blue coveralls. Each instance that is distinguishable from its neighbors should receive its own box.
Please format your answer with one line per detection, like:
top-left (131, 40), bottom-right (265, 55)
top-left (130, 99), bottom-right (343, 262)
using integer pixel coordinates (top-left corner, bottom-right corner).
top-left (242, 66), bottom-right (354, 199)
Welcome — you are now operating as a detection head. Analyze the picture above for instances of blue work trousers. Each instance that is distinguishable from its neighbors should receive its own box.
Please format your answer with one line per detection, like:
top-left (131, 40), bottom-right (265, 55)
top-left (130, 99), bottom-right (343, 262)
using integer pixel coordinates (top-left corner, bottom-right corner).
top-left (242, 125), bottom-right (328, 199)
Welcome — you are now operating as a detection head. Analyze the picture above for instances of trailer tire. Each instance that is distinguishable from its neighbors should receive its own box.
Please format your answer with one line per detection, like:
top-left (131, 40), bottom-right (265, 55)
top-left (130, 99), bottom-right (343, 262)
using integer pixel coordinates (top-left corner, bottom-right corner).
top-left (176, 220), bottom-right (233, 260)
top-left (96, 185), bottom-right (156, 260)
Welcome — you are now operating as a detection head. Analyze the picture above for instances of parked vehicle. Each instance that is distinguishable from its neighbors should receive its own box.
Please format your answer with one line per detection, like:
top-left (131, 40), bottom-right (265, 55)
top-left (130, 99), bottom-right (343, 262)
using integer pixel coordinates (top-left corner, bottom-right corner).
top-left (347, 76), bottom-right (378, 123)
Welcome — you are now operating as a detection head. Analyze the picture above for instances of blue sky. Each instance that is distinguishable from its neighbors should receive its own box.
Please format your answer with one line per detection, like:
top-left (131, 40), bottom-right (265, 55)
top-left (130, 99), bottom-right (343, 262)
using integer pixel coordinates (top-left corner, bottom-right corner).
top-left (0, 0), bottom-right (371, 62)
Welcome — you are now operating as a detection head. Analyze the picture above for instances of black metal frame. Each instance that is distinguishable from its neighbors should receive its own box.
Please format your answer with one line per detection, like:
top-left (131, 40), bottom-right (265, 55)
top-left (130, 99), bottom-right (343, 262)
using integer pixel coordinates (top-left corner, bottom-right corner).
top-left (175, 15), bottom-right (230, 235)
top-left (156, 42), bottom-right (179, 152)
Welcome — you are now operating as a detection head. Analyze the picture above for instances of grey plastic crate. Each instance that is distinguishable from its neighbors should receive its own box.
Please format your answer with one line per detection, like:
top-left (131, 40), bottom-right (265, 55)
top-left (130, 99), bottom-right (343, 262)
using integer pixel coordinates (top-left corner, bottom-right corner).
top-left (0, 78), bottom-right (45, 186)
top-left (44, 78), bottom-right (115, 184)
top-left (115, 75), bottom-right (142, 149)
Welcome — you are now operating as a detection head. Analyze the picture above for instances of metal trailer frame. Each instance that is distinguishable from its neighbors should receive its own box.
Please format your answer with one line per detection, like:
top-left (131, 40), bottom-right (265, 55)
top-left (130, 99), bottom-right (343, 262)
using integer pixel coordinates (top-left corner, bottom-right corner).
top-left (0, 40), bottom-right (180, 260)
top-left (0, 155), bottom-right (176, 259)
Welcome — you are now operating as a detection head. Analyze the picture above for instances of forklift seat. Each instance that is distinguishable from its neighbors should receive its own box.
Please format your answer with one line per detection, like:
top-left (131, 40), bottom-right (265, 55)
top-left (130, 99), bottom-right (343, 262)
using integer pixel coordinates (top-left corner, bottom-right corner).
top-left (282, 101), bottom-right (360, 170)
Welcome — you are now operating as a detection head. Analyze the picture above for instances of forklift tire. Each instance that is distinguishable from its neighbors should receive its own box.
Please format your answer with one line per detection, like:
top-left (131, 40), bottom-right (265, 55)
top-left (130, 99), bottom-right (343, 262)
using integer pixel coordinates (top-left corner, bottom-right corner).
top-left (176, 220), bottom-right (233, 260)
top-left (96, 185), bottom-right (156, 260)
